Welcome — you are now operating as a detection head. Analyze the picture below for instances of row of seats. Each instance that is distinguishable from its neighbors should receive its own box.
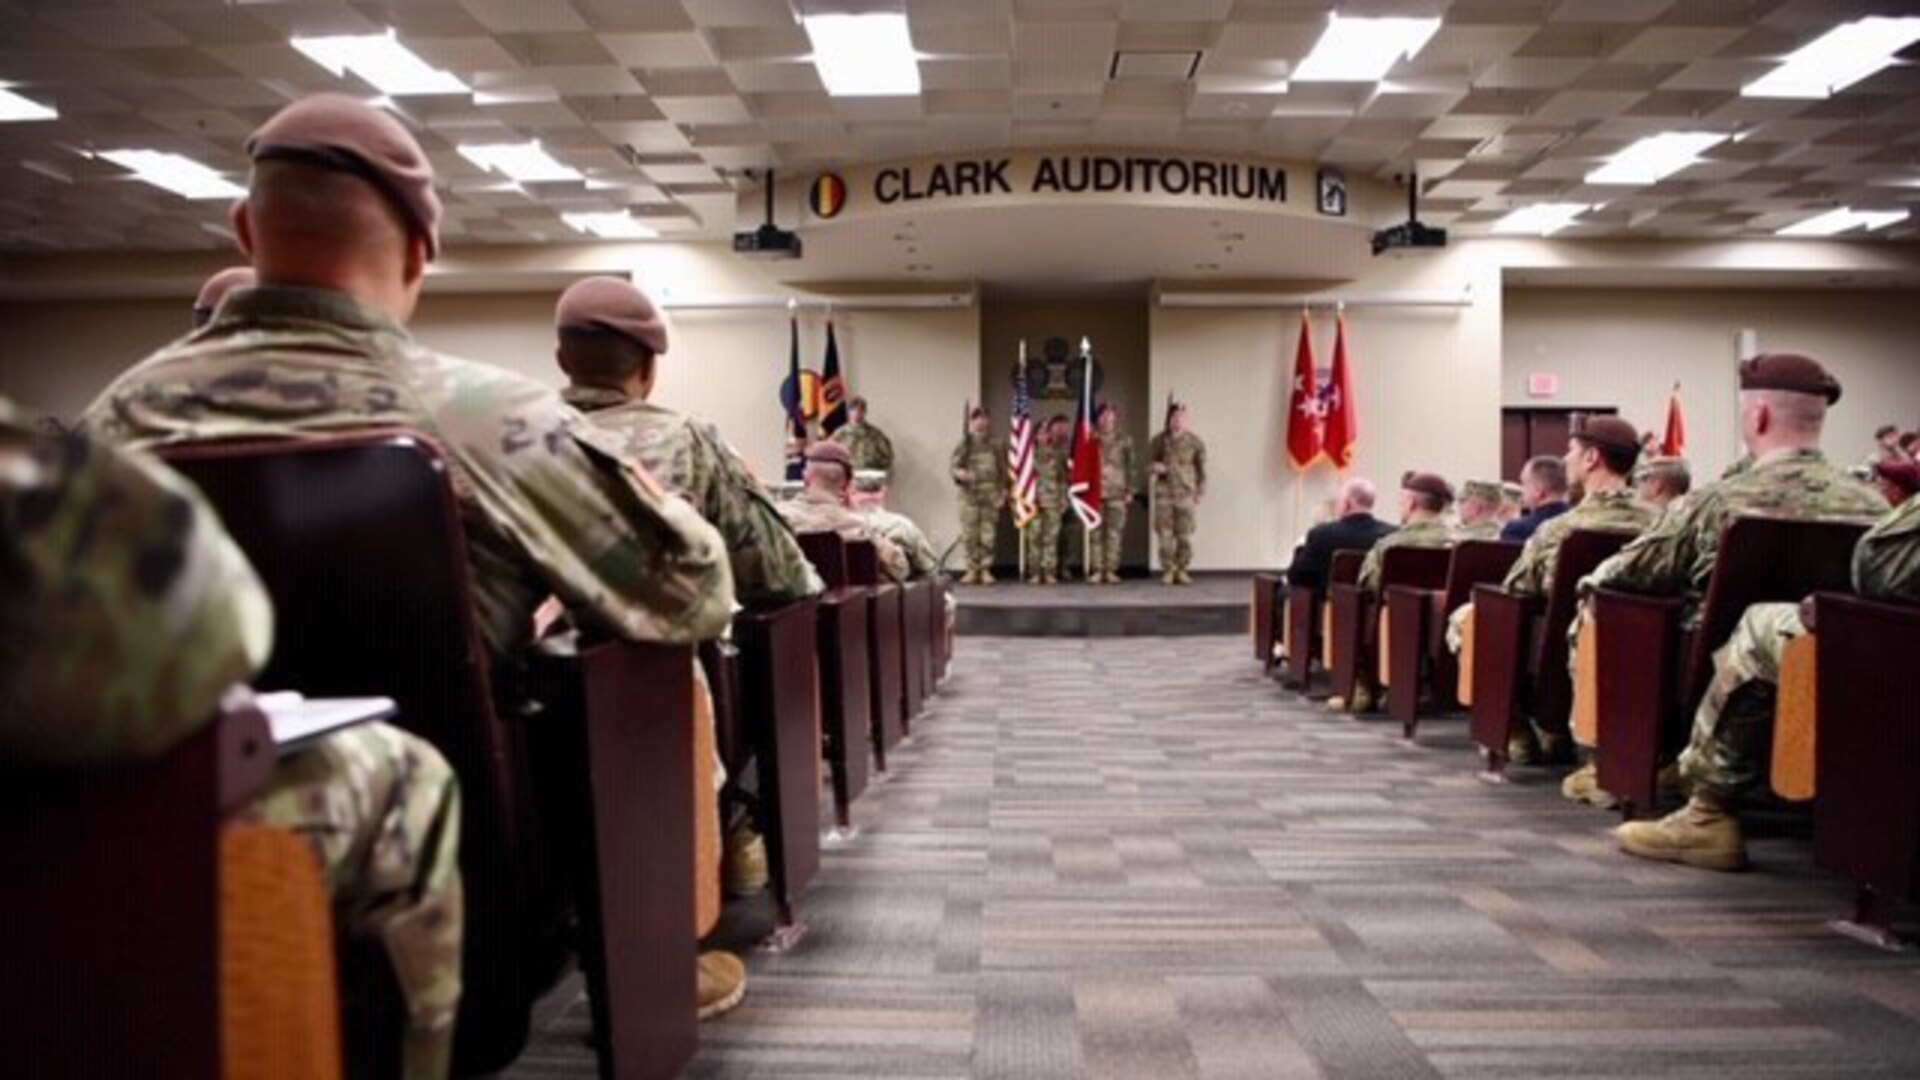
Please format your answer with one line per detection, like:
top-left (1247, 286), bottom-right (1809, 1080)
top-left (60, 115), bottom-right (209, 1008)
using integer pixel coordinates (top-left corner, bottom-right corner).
top-left (1254, 515), bottom-right (1920, 941)
top-left (6, 432), bottom-right (952, 1080)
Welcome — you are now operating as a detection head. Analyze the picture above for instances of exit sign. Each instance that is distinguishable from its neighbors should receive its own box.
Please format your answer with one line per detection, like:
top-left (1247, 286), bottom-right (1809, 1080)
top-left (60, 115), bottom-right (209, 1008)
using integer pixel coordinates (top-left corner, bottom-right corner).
top-left (1527, 372), bottom-right (1560, 398)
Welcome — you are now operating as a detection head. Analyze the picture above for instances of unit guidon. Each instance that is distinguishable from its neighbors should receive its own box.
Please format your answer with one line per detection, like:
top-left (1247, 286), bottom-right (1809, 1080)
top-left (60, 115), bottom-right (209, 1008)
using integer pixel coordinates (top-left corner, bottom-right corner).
top-left (866, 155), bottom-right (1288, 207)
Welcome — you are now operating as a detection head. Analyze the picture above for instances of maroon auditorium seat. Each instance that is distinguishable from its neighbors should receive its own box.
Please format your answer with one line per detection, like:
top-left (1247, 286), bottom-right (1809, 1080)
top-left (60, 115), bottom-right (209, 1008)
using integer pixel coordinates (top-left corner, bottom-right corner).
top-left (1283, 551), bottom-right (1363, 691)
top-left (1326, 546), bottom-right (1451, 710)
top-left (1385, 540), bottom-right (1522, 739)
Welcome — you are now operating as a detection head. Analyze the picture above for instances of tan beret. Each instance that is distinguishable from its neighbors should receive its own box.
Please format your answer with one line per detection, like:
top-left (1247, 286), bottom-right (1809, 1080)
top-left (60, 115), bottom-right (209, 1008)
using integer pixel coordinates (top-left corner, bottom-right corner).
top-left (246, 93), bottom-right (442, 259)
top-left (1572, 415), bottom-right (1642, 456)
top-left (1500, 482), bottom-right (1524, 503)
top-left (193, 266), bottom-right (255, 323)
top-left (555, 276), bottom-right (670, 356)
top-left (806, 441), bottom-right (853, 469)
top-left (1401, 470), bottom-right (1455, 506)
top-left (1738, 352), bottom-right (1841, 404)
top-left (1460, 480), bottom-right (1502, 504)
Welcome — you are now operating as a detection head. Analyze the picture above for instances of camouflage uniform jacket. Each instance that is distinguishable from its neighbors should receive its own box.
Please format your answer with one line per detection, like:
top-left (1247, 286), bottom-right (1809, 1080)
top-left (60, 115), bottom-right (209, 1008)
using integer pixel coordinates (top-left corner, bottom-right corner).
top-left (831, 421), bottom-right (895, 473)
top-left (1358, 517), bottom-right (1453, 595)
top-left (2, 400), bottom-right (273, 766)
top-left (951, 432), bottom-right (1008, 504)
top-left (1503, 488), bottom-right (1656, 598)
top-left (82, 287), bottom-right (735, 659)
top-left (858, 506), bottom-right (940, 580)
top-left (561, 386), bottom-right (822, 605)
top-left (1101, 432), bottom-right (1137, 505)
top-left (1149, 429), bottom-right (1207, 506)
top-left (779, 489), bottom-right (911, 582)
top-left (1451, 519), bottom-right (1502, 542)
top-left (1034, 440), bottom-right (1070, 511)
top-left (1855, 496), bottom-right (1920, 604)
top-left (1581, 447), bottom-right (1887, 628)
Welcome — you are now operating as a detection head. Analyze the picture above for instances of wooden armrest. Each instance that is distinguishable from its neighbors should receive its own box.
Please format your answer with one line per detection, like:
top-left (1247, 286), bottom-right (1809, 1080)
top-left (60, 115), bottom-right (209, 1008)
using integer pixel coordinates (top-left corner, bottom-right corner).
top-left (221, 822), bottom-right (344, 1080)
top-left (1770, 632), bottom-right (1819, 801)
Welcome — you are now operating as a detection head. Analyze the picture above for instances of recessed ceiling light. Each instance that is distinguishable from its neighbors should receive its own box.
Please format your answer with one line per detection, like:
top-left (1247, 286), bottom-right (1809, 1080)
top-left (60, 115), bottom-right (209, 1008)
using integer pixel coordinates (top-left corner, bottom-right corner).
top-left (291, 29), bottom-right (467, 97)
top-left (562, 211), bottom-right (656, 240)
top-left (804, 14), bottom-right (920, 97)
top-left (1742, 17), bottom-right (1920, 99)
top-left (1492, 202), bottom-right (1593, 236)
top-left (1776, 207), bottom-right (1908, 237)
top-left (1585, 131), bottom-right (1725, 186)
top-left (0, 86), bottom-right (56, 122)
top-left (458, 142), bottom-right (582, 183)
top-left (96, 150), bottom-right (245, 200)
top-left (1293, 14), bottom-right (1441, 83)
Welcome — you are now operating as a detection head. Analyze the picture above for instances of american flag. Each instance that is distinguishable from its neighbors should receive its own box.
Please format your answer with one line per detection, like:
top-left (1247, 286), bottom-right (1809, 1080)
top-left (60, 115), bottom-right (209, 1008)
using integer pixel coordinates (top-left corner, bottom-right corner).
top-left (1008, 345), bottom-right (1038, 528)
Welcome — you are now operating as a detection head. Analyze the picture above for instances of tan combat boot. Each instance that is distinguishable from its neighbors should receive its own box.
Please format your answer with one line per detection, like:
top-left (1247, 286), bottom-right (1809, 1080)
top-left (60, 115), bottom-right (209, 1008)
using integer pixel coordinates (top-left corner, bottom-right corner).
top-left (1560, 763), bottom-right (1619, 809)
top-left (1324, 696), bottom-right (1347, 712)
top-left (1506, 727), bottom-right (1542, 766)
top-left (1349, 683), bottom-right (1376, 713)
top-left (1616, 794), bottom-right (1747, 871)
top-left (722, 821), bottom-right (768, 898)
top-left (697, 951), bottom-right (748, 1020)
top-left (1162, 569), bottom-right (1177, 584)
top-left (980, 569), bottom-right (997, 584)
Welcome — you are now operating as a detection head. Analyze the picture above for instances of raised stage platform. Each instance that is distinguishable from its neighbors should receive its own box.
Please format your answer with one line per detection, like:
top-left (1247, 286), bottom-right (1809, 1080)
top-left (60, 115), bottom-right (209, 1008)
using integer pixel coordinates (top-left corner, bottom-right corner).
top-left (952, 573), bottom-right (1250, 637)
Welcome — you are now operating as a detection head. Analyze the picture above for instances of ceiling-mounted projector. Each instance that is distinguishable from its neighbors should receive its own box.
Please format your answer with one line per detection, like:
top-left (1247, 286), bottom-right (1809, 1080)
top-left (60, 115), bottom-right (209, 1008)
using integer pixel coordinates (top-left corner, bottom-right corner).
top-left (733, 169), bottom-right (803, 259)
top-left (1372, 171), bottom-right (1447, 256)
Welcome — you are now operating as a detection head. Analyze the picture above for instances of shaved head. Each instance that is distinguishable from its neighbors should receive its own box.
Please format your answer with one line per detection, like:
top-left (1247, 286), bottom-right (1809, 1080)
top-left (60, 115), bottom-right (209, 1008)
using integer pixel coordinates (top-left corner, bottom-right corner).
top-left (234, 158), bottom-right (428, 321)
top-left (1338, 477), bottom-right (1377, 515)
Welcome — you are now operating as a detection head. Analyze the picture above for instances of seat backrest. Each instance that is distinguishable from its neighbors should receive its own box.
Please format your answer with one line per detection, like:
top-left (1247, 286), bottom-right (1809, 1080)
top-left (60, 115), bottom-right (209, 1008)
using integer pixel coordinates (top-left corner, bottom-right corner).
top-left (1442, 541), bottom-right (1524, 611)
top-left (1684, 515), bottom-right (1870, 708)
top-left (1539, 528), bottom-right (1635, 653)
top-left (798, 531), bottom-right (850, 588)
top-left (846, 539), bottom-right (882, 587)
top-left (1330, 550), bottom-right (1364, 586)
top-left (1380, 545), bottom-right (1452, 590)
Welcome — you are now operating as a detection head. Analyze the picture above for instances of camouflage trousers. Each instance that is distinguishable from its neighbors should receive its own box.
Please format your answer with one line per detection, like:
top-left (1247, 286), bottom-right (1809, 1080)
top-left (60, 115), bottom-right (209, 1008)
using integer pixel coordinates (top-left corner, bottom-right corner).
top-left (1153, 499), bottom-right (1196, 571)
top-left (958, 497), bottom-right (999, 572)
top-left (1092, 501), bottom-right (1129, 576)
top-left (1678, 602), bottom-right (1801, 800)
top-left (246, 722), bottom-right (462, 1080)
top-left (1445, 602), bottom-right (1473, 655)
top-left (1025, 505), bottom-right (1064, 577)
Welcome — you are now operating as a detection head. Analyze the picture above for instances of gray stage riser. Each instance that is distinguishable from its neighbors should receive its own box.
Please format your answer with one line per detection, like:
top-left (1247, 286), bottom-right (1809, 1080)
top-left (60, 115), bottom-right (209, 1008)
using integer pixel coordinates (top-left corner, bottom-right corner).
top-left (954, 604), bottom-right (1246, 637)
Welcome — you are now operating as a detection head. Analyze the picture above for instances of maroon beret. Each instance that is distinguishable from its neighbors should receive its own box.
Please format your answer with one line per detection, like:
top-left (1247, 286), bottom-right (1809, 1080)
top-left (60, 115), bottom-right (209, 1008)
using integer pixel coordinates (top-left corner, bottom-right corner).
top-left (1876, 459), bottom-right (1920, 499)
top-left (192, 266), bottom-right (254, 322)
top-left (1738, 352), bottom-right (1841, 404)
top-left (246, 93), bottom-right (442, 259)
top-left (555, 276), bottom-right (670, 356)
top-left (1401, 470), bottom-right (1455, 505)
top-left (805, 441), bottom-right (853, 469)
top-left (1572, 415), bottom-right (1642, 456)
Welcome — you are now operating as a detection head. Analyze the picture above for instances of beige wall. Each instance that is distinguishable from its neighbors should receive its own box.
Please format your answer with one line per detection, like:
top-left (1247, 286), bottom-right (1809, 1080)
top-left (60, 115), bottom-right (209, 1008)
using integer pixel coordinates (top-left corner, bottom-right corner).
top-left (1504, 288), bottom-right (1920, 481)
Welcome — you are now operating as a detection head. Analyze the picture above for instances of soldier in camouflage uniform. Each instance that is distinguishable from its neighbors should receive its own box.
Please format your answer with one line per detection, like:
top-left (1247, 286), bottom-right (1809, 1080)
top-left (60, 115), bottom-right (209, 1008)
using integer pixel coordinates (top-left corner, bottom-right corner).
top-left (1150, 402), bottom-right (1206, 584)
top-left (830, 397), bottom-right (895, 474)
top-left (851, 470), bottom-right (941, 580)
top-left (782, 441), bottom-right (910, 582)
top-left (1026, 414), bottom-right (1071, 584)
top-left (192, 265), bottom-right (254, 328)
top-left (80, 94), bottom-right (739, 1036)
top-left (1575, 354), bottom-right (1887, 819)
top-left (1091, 403), bottom-right (1136, 584)
top-left (1634, 456), bottom-right (1692, 513)
top-left (1451, 480), bottom-right (1504, 541)
top-left (1332, 472), bottom-right (1456, 714)
top-left (950, 405), bottom-right (1006, 584)
top-left (1, 402), bottom-right (462, 1080)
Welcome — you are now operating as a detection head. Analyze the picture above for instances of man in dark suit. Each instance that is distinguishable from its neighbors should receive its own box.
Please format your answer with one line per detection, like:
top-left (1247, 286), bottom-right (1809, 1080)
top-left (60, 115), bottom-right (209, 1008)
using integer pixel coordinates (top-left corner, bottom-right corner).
top-left (1500, 454), bottom-right (1573, 543)
top-left (1287, 477), bottom-right (1397, 592)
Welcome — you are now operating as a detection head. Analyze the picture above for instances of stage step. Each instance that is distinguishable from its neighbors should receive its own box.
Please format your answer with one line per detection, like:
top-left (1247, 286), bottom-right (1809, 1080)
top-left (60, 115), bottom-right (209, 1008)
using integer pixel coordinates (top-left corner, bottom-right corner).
top-left (952, 575), bottom-right (1249, 637)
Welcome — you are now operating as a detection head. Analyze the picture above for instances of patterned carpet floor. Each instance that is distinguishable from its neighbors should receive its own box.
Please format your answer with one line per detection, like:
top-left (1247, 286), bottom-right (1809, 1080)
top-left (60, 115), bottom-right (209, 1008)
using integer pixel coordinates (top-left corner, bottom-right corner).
top-left (507, 636), bottom-right (1920, 1079)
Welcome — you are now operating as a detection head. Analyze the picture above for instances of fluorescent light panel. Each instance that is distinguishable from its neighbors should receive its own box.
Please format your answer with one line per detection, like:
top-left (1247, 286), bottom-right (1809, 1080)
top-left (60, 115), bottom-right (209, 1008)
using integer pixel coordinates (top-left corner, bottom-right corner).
top-left (1293, 14), bottom-right (1441, 82)
top-left (97, 150), bottom-right (245, 200)
top-left (563, 212), bottom-right (656, 240)
top-left (1586, 131), bottom-right (1725, 185)
top-left (1493, 202), bottom-right (1592, 237)
top-left (458, 142), bottom-right (581, 183)
top-left (1777, 208), bottom-right (1908, 237)
top-left (804, 14), bottom-right (920, 97)
top-left (291, 29), bottom-right (467, 96)
top-left (0, 86), bottom-right (56, 122)
top-left (1743, 17), bottom-right (1920, 99)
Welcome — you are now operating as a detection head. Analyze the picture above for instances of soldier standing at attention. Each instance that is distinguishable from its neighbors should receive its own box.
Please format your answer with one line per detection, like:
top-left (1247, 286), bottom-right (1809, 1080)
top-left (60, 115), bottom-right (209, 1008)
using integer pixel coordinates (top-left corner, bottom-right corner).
top-left (2, 400), bottom-right (463, 1080)
top-left (1451, 480), bottom-right (1504, 540)
top-left (950, 405), bottom-right (1006, 584)
top-left (1091, 403), bottom-right (1136, 584)
top-left (1575, 353), bottom-right (1887, 814)
top-left (80, 94), bottom-right (740, 1030)
top-left (551, 276), bottom-right (824, 939)
top-left (781, 441), bottom-right (911, 583)
top-left (1027, 414), bottom-right (1072, 585)
top-left (831, 396), bottom-right (895, 473)
top-left (1150, 401), bottom-right (1206, 584)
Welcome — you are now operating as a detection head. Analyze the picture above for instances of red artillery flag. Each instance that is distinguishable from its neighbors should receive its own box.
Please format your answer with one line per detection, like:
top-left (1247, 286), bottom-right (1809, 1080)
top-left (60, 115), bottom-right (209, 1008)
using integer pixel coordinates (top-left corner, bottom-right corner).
top-left (1661, 382), bottom-right (1687, 457)
top-left (1069, 339), bottom-right (1103, 528)
top-left (1286, 309), bottom-right (1323, 469)
top-left (1008, 341), bottom-right (1038, 528)
top-left (1322, 312), bottom-right (1358, 470)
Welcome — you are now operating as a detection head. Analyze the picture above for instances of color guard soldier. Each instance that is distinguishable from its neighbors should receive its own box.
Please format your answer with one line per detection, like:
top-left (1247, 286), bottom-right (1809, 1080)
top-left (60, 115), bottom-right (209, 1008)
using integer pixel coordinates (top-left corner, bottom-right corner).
top-left (1091, 403), bottom-right (1136, 584)
top-left (830, 396), bottom-right (895, 473)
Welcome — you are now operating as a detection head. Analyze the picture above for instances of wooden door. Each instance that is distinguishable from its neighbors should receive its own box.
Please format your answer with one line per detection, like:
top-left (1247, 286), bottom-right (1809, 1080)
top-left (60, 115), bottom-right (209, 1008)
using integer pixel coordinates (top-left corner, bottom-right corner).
top-left (1501, 407), bottom-right (1618, 481)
